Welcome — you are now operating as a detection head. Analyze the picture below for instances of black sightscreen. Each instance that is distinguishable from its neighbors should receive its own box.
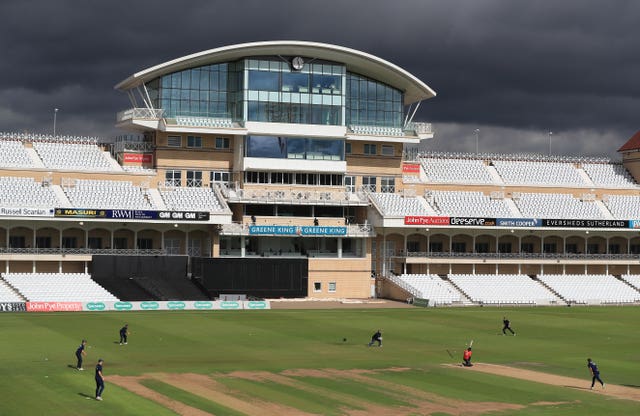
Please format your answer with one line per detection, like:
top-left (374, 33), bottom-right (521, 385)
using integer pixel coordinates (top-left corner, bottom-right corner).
top-left (191, 257), bottom-right (308, 298)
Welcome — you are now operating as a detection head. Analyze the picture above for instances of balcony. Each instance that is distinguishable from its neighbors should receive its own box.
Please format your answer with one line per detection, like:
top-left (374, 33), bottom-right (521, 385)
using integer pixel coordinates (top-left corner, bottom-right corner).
top-left (117, 108), bottom-right (165, 122)
top-left (218, 222), bottom-right (375, 237)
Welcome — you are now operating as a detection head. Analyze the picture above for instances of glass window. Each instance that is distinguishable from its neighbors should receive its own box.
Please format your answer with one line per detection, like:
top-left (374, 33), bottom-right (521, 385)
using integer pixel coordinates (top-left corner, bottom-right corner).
top-left (165, 170), bottom-right (182, 187)
top-left (314, 282), bottom-right (322, 292)
top-left (381, 145), bottom-right (394, 156)
top-left (362, 176), bottom-right (376, 192)
top-left (248, 70), bottom-right (279, 91)
top-left (345, 142), bottom-right (351, 154)
top-left (381, 177), bottom-right (395, 193)
top-left (364, 144), bottom-right (377, 155)
top-left (328, 282), bottom-right (336, 292)
top-left (216, 137), bottom-right (230, 149)
top-left (345, 176), bottom-right (355, 193)
top-left (186, 171), bottom-right (202, 187)
top-left (167, 136), bottom-right (181, 147)
top-left (187, 136), bottom-right (202, 148)
top-left (282, 72), bottom-right (309, 92)
top-left (211, 171), bottom-right (230, 184)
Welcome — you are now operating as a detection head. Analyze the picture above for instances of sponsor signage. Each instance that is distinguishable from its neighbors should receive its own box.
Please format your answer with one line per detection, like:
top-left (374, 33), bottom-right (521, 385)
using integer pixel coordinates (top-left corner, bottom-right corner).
top-left (402, 163), bottom-right (421, 174)
top-left (157, 211), bottom-right (210, 221)
top-left (26, 302), bottom-right (83, 312)
top-left (496, 218), bottom-right (542, 227)
top-left (85, 302), bottom-right (106, 311)
top-left (450, 217), bottom-right (496, 226)
top-left (220, 301), bottom-right (241, 310)
top-left (0, 302), bottom-right (26, 312)
top-left (54, 208), bottom-right (210, 222)
top-left (0, 207), bottom-right (54, 217)
top-left (55, 208), bottom-right (108, 218)
top-left (249, 225), bottom-right (347, 236)
top-left (630, 220), bottom-right (640, 229)
top-left (140, 301), bottom-right (159, 310)
top-left (245, 301), bottom-right (268, 309)
top-left (123, 153), bottom-right (153, 164)
top-left (412, 298), bottom-right (430, 308)
top-left (114, 301), bottom-right (133, 311)
top-left (404, 216), bottom-right (450, 226)
top-left (194, 301), bottom-right (214, 309)
top-left (542, 219), bottom-right (629, 229)
top-left (167, 301), bottom-right (186, 310)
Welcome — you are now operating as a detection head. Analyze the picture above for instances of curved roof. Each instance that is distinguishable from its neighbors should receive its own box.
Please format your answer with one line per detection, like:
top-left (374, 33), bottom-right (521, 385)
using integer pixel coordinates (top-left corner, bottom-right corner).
top-left (114, 40), bottom-right (436, 105)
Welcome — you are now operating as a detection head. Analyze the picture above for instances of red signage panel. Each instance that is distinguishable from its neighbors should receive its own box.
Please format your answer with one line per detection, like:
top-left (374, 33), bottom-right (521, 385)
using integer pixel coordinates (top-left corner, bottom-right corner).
top-left (402, 163), bottom-right (421, 174)
top-left (404, 216), bottom-right (451, 226)
top-left (26, 302), bottom-right (83, 312)
top-left (123, 153), bottom-right (153, 164)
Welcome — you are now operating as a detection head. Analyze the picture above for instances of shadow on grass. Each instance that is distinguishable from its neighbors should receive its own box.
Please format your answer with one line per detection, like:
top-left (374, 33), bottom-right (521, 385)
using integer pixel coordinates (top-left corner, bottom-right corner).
top-left (622, 384), bottom-right (640, 388)
top-left (78, 393), bottom-right (95, 400)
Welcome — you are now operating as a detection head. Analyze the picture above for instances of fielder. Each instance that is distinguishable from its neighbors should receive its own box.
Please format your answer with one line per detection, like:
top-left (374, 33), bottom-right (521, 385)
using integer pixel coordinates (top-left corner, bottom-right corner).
top-left (119, 324), bottom-right (129, 345)
top-left (587, 358), bottom-right (605, 389)
top-left (95, 359), bottom-right (105, 400)
top-left (368, 329), bottom-right (382, 347)
top-left (75, 340), bottom-right (87, 370)
top-left (502, 317), bottom-right (515, 335)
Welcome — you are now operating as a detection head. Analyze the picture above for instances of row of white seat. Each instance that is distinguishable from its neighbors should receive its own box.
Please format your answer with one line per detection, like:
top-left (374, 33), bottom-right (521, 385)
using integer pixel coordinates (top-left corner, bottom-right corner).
top-left (393, 274), bottom-right (640, 305)
top-left (1, 273), bottom-right (119, 302)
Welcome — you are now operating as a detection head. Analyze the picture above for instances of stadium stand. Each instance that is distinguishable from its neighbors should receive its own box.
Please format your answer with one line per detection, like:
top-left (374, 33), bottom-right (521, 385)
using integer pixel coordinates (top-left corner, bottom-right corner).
top-left (582, 163), bottom-right (637, 188)
top-left (369, 193), bottom-right (433, 216)
top-left (0, 140), bottom-right (34, 168)
top-left (602, 195), bottom-right (640, 219)
top-left (32, 141), bottom-right (118, 171)
top-left (391, 274), bottom-right (463, 305)
top-left (447, 274), bottom-right (560, 305)
top-left (537, 274), bottom-right (640, 304)
top-left (492, 160), bottom-right (586, 186)
top-left (513, 192), bottom-right (605, 219)
top-left (160, 187), bottom-right (226, 212)
top-left (0, 176), bottom-right (60, 207)
top-left (0, 279), bottom-right (24, 302)
top-left (420, 157), bottom-right (494, 184)
top-left (1, 273), bottom-right (119, 302)
top-left (620, 275), bottom-right (640, 291)
top-left (64, 179), bottom-right (156, 210)
top-left (428, 190), bottom-right (514, 217)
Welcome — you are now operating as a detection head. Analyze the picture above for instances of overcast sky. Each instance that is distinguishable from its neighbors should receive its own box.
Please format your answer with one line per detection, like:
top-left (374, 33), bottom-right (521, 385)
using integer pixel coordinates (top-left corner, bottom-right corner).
top-left (0, 0), bottom-right (637, 157)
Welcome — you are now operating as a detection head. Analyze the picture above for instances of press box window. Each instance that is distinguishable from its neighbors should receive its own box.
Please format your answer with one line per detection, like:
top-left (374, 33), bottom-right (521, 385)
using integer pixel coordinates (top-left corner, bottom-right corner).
top-left (364, 144), bottom-right (377, 155)
top-left (381, 145), bottom-right (394, 156)
top-left (167, 135), bottom-right (182, 147)
top-left (187, 135), bottom-right (202, 148)
top-left (216, 137), bottom-right (230, 149)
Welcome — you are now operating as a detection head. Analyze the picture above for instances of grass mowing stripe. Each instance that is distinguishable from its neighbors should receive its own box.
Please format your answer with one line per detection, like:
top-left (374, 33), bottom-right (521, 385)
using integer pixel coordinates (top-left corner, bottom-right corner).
top-left (296, 375), bottom-right (414, 407)
top-left (140, 378), bottom-right (246, 416)
top-left (218, 377), bottom-right (344, 416)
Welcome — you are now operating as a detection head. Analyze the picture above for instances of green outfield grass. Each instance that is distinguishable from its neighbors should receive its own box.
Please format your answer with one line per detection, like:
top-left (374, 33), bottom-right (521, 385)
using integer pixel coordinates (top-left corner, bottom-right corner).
top-left (1, 306), bottom-right (639, 415)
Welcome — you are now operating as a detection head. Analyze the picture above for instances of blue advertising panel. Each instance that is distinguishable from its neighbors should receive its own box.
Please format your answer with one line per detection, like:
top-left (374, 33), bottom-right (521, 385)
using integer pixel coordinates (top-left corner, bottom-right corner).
top-left (496, 218), bottom-right (542, 227)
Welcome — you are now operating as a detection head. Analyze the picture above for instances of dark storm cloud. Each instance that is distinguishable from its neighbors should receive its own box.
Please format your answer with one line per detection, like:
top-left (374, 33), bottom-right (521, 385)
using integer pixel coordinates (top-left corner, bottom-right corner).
top-left (0, 0), bottom-right (638, 156)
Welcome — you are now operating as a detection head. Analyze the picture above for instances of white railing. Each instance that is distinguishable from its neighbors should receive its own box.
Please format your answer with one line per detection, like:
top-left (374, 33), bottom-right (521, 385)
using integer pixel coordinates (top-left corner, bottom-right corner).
top-left (0, 131), bottom-right (102, 144)
top-left (227, 188), bottom-right (369, 206)
top-left (112, 141), bottom-right (155, 153)
top-left (117, 108), bottom-right (165, 122)
top-left (405, 122), bottom-right (433, 135)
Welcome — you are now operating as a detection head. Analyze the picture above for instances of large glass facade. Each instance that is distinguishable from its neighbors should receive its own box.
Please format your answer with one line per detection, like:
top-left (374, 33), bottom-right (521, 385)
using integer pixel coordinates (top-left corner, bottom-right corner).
top-left (143, 56), bottom-right (405, 128)
top-left (346, 73), bottom-right (403, 127)
top-left (146, 62), bottom-right (243, 120)
top-left (245, 58), bottom-right (344, 125)
top-left (246, 135), bottom-right (344, 160)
